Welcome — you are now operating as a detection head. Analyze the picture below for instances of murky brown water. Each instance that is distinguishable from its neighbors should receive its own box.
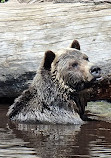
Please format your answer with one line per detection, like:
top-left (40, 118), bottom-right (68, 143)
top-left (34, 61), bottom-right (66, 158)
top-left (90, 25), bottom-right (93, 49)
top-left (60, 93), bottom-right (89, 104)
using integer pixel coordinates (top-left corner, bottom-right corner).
top-left (0, 103), bottom-right (111, 158)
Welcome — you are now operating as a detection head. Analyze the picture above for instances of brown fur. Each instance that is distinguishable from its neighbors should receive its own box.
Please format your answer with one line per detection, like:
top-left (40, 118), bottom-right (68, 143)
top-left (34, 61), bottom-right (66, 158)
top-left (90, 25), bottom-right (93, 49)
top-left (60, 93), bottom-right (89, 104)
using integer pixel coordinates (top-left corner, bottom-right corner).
top-left (7, 40), bottom-right (101, 124)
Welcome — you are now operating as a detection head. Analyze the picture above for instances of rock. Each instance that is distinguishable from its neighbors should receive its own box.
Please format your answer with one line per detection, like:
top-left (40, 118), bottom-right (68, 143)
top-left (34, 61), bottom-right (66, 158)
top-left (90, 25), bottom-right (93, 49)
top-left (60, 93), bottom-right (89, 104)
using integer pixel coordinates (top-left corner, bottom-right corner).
top-left (0, 1), bottom-right (111, 98)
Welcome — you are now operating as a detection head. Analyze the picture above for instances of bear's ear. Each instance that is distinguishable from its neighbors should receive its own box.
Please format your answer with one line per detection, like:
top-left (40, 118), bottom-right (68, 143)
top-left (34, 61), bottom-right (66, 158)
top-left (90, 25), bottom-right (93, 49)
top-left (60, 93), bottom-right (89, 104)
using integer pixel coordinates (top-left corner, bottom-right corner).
top-left (70, 40), bottom-right (80, 50)
top-left (43, 50), bottom-right (56, 70)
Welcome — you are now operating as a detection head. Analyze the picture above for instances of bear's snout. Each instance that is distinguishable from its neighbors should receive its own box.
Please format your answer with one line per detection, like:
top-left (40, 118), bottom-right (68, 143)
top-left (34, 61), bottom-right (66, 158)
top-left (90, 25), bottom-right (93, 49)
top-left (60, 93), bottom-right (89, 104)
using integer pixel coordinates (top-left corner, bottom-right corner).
top-left (90, 66), bottom-right (101, 78)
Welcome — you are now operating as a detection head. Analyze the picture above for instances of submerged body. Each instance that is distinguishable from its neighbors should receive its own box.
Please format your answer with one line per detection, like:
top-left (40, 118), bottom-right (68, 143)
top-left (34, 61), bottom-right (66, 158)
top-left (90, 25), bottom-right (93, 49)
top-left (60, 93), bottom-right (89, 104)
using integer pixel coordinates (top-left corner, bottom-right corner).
top-left (7, 40), bottom-right (101, 124)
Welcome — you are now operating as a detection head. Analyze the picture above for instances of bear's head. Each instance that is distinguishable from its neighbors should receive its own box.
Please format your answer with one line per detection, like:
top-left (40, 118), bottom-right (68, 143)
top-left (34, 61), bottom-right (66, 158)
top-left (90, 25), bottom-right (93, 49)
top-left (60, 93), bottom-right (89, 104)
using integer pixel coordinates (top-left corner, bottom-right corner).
top-left (42, 40), bottom-right (101, 93)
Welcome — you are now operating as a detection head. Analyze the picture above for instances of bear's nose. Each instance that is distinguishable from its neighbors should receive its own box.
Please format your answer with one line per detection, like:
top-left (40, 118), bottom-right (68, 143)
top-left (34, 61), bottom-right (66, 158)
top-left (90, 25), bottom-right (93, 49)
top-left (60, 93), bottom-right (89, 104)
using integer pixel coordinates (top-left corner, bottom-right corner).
top-left (90, 66), bottom-right (101, 78)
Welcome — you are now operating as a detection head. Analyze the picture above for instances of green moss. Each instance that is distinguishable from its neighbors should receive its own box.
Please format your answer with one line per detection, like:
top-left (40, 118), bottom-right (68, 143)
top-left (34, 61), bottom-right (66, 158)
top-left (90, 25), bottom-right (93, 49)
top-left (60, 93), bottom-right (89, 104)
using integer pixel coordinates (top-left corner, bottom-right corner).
top-left (87, 101), bottom-right (111, 120)
top-left (0, 0), bottom-right (6, 2)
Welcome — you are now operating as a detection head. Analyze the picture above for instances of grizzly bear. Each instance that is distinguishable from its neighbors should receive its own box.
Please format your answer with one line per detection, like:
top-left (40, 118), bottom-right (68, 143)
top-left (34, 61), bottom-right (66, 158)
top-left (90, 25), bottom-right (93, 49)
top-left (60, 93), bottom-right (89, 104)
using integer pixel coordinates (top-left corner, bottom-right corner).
top-left (7, 40), bottom-right (101, 124)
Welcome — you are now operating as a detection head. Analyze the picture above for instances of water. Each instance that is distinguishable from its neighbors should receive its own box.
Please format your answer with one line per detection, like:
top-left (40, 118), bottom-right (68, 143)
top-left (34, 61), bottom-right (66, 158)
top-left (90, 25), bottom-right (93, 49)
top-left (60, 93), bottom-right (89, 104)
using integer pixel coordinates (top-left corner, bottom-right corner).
top-left (0, 102), bottom-right (111, 158)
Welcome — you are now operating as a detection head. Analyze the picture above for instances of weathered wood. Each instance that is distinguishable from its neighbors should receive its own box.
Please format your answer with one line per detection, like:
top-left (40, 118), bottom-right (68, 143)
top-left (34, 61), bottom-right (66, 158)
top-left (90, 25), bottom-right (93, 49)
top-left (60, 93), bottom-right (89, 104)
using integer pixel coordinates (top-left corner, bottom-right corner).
top-left (17, 0), bottom-right (111, 4)
top-left (0, 1), bottom-right (111, 97)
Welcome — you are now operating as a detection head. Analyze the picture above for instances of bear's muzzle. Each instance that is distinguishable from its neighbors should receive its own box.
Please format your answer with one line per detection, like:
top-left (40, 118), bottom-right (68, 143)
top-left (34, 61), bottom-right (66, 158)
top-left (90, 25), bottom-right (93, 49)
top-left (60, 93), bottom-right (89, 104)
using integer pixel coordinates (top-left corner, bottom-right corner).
top-left (90, 66), bottom-right (101, 79)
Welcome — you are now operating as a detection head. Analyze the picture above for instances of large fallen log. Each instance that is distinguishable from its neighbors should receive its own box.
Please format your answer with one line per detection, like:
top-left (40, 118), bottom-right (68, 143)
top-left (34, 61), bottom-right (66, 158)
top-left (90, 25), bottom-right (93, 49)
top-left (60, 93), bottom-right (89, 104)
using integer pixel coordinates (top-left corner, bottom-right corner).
top-left (18, 0), bottom-right (111, 4)
top-left (0, 2), bottom-right (111, 98)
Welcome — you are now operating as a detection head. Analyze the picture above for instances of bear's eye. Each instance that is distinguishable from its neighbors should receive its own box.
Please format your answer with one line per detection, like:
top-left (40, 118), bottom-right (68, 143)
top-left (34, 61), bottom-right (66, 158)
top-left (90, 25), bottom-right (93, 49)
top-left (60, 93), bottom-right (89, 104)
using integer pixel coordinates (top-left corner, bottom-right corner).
top-left (83, 57), bottom-right (89, 61)
top-left (72, 62), bottom-right (78, 67)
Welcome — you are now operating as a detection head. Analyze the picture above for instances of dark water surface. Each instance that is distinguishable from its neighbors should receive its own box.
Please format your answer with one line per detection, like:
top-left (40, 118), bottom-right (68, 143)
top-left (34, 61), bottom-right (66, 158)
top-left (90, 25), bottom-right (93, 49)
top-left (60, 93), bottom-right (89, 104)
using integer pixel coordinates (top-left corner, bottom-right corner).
top-left (0, 103), bottom-right (111, 158)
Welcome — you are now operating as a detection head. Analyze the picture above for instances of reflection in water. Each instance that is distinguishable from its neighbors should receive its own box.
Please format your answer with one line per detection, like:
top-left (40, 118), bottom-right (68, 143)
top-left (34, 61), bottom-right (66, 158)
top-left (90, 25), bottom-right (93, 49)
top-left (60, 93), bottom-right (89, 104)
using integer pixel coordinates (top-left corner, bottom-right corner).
top-left (0, 104), bottom-right (38, 158)
top-left (0, 103), bottom-right (111, 158)
top-left (9, 123), bottom-right (81, 158)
